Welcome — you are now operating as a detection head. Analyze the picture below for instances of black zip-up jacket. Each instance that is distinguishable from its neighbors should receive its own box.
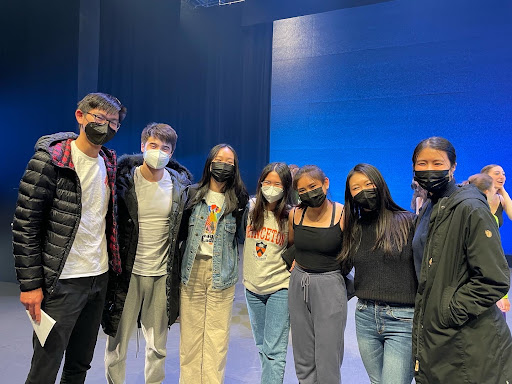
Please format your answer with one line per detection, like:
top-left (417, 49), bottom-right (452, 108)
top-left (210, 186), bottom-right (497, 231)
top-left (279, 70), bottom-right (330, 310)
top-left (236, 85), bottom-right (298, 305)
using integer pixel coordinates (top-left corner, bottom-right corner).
top-left (12, 132), bottom-right (121, 295)
top-left (413, 184), bottom-right (512, 384)
top-left (101, 154), bottom-right (191, 337)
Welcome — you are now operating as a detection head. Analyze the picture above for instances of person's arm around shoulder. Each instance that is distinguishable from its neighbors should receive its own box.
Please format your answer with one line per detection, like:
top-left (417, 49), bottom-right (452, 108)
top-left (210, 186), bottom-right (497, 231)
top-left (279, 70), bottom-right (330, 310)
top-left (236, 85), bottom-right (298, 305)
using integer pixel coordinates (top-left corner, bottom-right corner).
top-left (446, 204), bottom-right (510, 327)
top-left (178, 185), bottom-right (196, 243)
top-left (288, 207), bottom-right (296, 246)
top-left (236, 203), bottom-right (249, 244)
top-left (285, 208), bottom-right (297, 270)
top-left (13, 150), bottom-right (57, 322)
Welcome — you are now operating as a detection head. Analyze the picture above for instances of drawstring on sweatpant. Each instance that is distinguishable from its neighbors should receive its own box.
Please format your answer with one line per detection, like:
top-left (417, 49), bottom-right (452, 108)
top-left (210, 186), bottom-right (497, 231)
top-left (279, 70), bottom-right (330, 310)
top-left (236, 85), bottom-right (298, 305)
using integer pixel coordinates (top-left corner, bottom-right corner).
top-left (136, 327), bottom-right (140, 358)
top-left (135, 304), bottom-right (142, 358)
top-left (301, 272), bottom-right (310, 303)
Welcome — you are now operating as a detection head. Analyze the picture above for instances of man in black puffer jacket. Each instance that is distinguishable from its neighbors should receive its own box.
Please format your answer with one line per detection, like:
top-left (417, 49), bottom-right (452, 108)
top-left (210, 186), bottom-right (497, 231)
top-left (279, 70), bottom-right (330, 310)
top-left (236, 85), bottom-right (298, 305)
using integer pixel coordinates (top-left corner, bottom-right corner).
top-left (103, 123), bottom-right (192, 384)
top-left (12, 93), bottom-right (126, 384)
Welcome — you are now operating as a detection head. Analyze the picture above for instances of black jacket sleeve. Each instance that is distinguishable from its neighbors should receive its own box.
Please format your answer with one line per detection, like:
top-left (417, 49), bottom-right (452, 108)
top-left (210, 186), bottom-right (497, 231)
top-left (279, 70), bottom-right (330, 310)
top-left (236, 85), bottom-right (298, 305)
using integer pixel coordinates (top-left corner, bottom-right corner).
top-left (12, 151), bottom-right (56, 292)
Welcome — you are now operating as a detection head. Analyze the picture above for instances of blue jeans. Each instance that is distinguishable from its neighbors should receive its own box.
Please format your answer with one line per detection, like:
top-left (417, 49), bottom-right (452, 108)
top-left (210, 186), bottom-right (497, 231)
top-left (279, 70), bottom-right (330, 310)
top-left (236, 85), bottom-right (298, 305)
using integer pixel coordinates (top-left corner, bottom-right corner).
top-left (245, 288), bottom-right (290, 384)
top-left (355, 299), bottom-right (414, 384)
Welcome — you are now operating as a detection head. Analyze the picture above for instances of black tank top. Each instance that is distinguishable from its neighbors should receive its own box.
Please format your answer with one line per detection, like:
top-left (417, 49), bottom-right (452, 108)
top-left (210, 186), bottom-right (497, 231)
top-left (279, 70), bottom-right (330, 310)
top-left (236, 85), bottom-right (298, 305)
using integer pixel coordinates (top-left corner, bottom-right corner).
top-left (293, 203), bottom-right (343, 272)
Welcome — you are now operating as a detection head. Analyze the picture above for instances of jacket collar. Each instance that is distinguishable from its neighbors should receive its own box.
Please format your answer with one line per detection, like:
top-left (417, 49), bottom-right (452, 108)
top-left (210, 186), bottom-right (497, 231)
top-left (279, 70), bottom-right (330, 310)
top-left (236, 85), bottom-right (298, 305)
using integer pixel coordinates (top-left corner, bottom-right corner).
top-left (118, 153), bottom-right (193, 186)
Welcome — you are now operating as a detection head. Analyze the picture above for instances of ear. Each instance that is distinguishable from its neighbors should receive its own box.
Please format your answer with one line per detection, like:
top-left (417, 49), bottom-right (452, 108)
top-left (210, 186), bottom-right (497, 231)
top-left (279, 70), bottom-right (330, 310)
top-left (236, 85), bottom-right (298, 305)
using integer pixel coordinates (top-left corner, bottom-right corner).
top-left (141, 142), bottom-right (145, 153)
top-left (324, 177), bottom-right (330, 190)
top-left (75, 109), bottom-right (85, 127)
top-left (449, 162), bottom-right (457, 179)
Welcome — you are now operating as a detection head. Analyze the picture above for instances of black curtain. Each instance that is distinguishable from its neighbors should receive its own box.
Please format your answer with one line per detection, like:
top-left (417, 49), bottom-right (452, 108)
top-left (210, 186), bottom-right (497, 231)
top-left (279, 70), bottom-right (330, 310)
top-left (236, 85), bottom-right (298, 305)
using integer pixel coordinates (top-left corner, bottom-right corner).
top-left (93, 1), bottom-right (272, 191)
top-left (240, 22), bottom-right (273, 193)
top-left (97, 0), bottom-right (181, 157)
top-left (176, 4), bottom-right (272, 191)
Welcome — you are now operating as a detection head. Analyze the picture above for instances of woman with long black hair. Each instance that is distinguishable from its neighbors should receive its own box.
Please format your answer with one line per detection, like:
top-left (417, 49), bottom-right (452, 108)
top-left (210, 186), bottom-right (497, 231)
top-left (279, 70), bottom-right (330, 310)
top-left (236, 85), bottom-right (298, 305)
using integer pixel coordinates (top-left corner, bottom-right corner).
top-left (179, 144), bottom-right (249, 384)
top-left (243, 162), bottom-right (293, 384)
top-left (339, 163), bottom-right (416, 384)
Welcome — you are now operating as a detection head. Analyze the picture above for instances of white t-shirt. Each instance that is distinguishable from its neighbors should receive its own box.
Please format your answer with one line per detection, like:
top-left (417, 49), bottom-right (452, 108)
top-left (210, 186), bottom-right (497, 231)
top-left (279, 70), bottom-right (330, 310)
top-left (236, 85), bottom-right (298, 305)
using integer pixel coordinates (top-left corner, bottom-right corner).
top-left (197, 190), bottom-right (225, 257)
top-left (132, 167), bottom-right (173, 276)
top-left (60, 141), bottom-right (110, 279)
top-left (243, 199), bottom-right (289, 294)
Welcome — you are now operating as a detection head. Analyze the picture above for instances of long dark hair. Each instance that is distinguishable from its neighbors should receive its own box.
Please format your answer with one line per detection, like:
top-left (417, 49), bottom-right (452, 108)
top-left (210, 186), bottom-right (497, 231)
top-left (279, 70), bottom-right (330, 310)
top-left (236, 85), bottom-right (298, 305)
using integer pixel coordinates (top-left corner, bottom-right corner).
top-left (250, 162), bottom-right (292, 232)
top-left (339, 163), bottom-right (413, 264)
top-left (187, 144), bottom-right (249, 219)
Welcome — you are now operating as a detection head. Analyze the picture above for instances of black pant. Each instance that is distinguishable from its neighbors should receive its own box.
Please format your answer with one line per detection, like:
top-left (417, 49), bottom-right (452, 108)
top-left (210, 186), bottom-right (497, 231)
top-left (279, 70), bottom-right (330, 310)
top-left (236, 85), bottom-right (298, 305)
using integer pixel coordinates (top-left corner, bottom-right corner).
top-left (25, 272), bottom-right (108, 384)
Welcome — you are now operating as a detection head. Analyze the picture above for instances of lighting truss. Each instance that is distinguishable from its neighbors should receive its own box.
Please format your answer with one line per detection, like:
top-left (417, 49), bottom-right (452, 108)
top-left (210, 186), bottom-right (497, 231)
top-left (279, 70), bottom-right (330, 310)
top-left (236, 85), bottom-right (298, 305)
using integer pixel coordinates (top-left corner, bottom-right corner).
top-left (184, 0), bottom-right (245, 7)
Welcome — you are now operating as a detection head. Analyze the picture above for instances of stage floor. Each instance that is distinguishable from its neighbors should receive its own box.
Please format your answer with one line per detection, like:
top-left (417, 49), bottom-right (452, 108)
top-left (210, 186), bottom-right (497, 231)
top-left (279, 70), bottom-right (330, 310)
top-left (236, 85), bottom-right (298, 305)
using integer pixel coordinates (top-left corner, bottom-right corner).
top-left (1, 269), bottom-right (511, 383)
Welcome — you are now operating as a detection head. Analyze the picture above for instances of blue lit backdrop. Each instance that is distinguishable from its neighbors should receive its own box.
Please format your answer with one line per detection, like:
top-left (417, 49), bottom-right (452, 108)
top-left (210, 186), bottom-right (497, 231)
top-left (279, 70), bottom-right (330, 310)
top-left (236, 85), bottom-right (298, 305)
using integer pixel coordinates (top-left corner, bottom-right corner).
top-left (270, 0), bottom-right (512, 253)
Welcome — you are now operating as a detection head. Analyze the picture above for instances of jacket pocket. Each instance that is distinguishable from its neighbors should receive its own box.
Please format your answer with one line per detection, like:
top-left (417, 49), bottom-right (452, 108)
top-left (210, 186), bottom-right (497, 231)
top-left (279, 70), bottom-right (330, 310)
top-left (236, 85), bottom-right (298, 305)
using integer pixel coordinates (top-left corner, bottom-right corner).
top-left (224, 222), bottom-right (237, 243)
top-left (225, 222), bottom-right (236, 234)
top-left (440, 286), bottom-right (457, 328)
top-left (188, 211), bottom-right (197, 228)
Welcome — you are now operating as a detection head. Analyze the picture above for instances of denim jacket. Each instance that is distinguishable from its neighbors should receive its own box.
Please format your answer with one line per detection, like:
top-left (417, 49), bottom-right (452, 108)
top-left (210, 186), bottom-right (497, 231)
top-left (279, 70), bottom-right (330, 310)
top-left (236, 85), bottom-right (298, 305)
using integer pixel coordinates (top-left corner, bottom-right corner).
top-left (181, 198), bottom-right (245, 290)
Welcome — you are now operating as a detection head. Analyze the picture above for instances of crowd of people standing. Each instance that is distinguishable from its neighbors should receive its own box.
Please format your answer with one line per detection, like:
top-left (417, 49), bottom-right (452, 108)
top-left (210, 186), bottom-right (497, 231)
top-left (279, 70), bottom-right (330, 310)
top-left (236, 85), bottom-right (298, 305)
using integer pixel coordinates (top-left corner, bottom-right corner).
top-left (12, 92), bottom-right (512, 384)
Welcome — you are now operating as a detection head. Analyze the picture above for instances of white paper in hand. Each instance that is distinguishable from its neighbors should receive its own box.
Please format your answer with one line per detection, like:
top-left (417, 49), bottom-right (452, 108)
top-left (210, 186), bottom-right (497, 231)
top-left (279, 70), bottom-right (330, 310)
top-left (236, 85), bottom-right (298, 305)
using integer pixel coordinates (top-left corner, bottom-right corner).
top-left (26, 309), bottom-right (56, 347)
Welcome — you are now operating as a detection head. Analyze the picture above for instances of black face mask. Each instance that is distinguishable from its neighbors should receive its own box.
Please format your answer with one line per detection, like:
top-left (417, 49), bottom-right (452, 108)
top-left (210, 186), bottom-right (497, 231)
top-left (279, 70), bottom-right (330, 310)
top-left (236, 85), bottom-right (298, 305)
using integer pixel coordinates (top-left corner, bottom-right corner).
top-left (84, 122), bottom-right (116, 146)
top-left (414, 170), bottom-right (450, 193)
top-left (354, 188), bottom-right (379, 211)
top-left (299, 186), bottom-right (326, 208)
top-left (211, 162), bottom-right (235, 183)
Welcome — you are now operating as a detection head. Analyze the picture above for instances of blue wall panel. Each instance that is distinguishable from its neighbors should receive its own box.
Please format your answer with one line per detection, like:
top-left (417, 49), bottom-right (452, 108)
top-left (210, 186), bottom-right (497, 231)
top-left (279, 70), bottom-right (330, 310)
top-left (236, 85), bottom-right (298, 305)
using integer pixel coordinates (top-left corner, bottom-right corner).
top-left (270, 0), bottom-right (512, 253)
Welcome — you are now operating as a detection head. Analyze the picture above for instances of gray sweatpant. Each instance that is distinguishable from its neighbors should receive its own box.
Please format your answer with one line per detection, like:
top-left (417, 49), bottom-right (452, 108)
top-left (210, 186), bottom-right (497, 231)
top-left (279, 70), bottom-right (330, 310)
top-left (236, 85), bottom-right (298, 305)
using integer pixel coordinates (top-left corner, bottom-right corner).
top-left (288, 265), bottom-right (348, 384)
top-left (105, 274), bottom-right (169, 384)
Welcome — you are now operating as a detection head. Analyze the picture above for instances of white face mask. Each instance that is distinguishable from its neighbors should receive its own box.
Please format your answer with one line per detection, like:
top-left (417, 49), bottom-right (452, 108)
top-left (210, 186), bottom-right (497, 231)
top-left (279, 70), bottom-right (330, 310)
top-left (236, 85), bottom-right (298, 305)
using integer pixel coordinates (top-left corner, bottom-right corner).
top-left (143, 149), bottom-right (170, 170)
top-left (261, 185), bottom-right (284, 204)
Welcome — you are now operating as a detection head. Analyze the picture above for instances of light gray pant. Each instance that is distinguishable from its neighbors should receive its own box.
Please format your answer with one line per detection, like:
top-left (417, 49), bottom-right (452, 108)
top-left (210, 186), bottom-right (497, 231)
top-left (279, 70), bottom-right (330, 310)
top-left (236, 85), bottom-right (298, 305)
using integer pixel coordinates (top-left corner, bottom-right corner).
top-left (288, 265), bottom-right (348, 384)
top-left (105, 274), bottom-right (169, 384)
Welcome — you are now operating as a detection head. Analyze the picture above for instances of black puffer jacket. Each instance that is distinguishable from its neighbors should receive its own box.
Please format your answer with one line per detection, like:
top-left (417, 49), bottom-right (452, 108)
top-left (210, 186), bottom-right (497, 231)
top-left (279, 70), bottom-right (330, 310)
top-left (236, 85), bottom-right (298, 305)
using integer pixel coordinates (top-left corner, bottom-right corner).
top-left (413, 185), bottom-right (512, 384)
top-left (12, 132), bottom-right (121, 294)
top-left (101, 154), bottom-right (191, 337)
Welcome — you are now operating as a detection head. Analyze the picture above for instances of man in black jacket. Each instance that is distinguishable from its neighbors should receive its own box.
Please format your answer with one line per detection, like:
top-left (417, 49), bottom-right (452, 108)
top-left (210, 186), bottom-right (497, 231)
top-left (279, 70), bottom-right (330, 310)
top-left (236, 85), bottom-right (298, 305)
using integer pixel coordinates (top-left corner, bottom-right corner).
top-left (103, 123), bottom-right (191, 384)
top-left (12, 93), bottom-right (126, 384)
